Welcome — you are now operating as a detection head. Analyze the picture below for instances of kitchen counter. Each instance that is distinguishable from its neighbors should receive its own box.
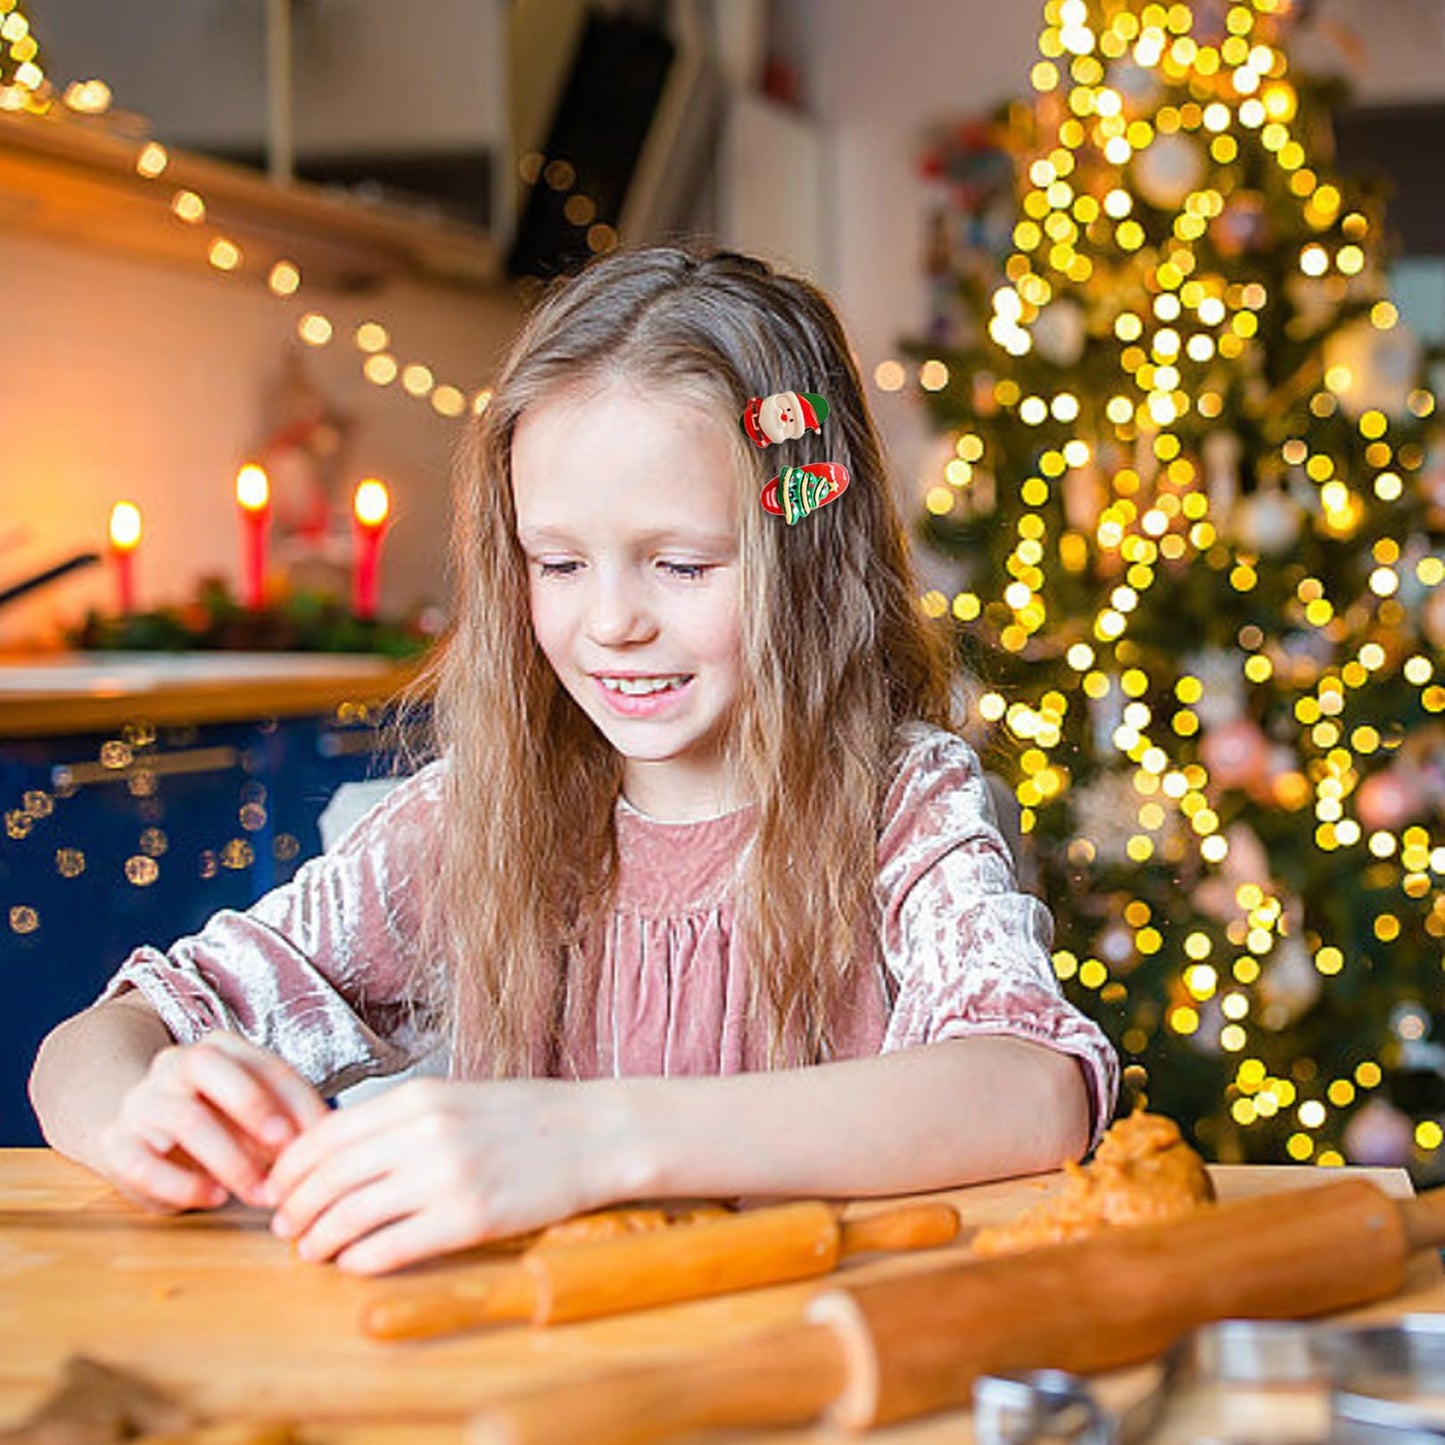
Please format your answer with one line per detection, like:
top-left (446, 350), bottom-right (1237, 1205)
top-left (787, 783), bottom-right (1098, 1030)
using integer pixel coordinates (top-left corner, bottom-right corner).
top-left (0, 1152), bottom-right (1440, 1444)
top-left (0, 653), bottom-right (426, 737)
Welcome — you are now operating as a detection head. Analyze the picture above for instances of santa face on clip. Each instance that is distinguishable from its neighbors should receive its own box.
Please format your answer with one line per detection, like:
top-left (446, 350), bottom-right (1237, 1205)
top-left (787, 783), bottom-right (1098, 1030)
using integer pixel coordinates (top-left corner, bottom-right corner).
top-left (739, 390), bottom-right (830, 449)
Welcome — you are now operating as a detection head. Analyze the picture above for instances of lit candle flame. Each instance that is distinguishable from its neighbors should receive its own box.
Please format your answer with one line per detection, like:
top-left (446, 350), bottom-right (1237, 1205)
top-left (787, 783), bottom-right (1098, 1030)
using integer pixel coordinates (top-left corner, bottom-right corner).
top-left (354, 479), bottom-right (390, 529)
top-left (109, 501), bottom-right (142, 551)
top-left (236, 464), bottom-right (270, 512)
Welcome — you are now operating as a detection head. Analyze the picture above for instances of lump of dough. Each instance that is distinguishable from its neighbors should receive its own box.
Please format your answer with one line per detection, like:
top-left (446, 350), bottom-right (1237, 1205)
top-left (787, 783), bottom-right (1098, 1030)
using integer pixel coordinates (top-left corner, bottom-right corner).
top-left (971, 1110), bottom-right (1214, 1258)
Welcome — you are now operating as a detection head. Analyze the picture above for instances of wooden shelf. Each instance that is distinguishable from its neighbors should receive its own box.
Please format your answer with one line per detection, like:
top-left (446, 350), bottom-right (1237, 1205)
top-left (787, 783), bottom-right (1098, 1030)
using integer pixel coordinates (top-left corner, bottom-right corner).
top-left (0, 109), bottom-right (501, 293)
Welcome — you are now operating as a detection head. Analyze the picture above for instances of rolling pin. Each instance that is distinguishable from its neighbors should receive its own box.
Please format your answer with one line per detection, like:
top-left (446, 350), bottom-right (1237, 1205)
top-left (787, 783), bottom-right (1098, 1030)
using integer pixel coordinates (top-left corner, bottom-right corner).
top-left (361, 1199), bottom-right (960, 1340)
top-left (467, 1176), bottom-right (1445, 1445)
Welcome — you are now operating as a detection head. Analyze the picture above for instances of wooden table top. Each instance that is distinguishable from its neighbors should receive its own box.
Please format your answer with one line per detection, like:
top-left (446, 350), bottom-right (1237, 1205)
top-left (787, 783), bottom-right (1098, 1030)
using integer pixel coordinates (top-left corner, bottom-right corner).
top-left (1, 1150), bottom-right (1441, 1444)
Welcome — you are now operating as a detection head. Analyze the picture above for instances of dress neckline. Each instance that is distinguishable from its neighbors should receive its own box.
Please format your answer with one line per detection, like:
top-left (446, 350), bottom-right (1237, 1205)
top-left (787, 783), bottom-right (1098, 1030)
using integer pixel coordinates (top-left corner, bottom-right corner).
top-left (615, 793), bottom-right (756, 826)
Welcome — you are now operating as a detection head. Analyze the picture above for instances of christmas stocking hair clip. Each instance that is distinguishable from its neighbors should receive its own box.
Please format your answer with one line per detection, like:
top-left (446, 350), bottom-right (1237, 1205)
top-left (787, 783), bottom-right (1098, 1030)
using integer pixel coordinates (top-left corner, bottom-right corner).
top-left (740, 390), bottom-right (829, 448)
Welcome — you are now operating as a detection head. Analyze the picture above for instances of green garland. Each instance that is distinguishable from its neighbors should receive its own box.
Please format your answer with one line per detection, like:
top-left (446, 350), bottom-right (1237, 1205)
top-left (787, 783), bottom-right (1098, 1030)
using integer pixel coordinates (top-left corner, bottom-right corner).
top-left (68, 578), bottom-right (434, 659)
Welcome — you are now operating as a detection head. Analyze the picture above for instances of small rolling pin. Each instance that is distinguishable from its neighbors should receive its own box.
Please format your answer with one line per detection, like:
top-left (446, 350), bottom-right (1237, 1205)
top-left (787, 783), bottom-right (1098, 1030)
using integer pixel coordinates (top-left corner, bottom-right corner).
top-left (468, 1177), bottom-right (1445, 1445)
top-left (361, 1199), bottom-right (959, 1340)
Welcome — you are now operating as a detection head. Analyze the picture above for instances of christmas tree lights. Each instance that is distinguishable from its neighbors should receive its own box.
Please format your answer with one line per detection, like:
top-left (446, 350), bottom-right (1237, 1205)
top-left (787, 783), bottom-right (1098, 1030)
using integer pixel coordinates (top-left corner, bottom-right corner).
top-left (911, 0), bottom-right (1445, 1170)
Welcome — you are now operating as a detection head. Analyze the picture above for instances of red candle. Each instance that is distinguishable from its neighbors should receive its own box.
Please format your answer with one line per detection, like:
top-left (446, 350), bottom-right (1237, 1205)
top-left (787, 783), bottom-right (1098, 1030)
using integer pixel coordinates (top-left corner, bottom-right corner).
top-left (108, 501), bottom-right (142, 615)
top-left (235, 464), bottom-right (270, 609)
top-left (352, 478), bottom-right (390, 620)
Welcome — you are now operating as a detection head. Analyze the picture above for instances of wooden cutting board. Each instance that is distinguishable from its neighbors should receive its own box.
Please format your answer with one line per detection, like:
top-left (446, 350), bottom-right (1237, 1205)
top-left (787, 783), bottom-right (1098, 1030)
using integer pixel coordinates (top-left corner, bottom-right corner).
top-left (0, 1150), bottom-right (1439, 1444)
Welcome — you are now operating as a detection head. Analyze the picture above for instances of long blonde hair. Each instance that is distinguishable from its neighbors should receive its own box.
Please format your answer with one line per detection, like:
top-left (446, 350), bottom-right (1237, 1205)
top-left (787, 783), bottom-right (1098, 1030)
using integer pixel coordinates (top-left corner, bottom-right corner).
top-left (424, 247), bottom-right (956, 1078)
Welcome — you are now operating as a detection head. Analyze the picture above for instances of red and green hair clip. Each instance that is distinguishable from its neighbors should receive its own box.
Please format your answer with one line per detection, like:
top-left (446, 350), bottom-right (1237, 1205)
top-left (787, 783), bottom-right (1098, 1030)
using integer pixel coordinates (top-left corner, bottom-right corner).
top-left (742, 390), bottom-right (850, 526)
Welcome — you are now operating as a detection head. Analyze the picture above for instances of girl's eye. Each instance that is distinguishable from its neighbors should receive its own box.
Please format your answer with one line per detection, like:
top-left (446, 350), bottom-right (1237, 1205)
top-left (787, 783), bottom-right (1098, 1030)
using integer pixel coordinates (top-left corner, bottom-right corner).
top-left (536, 560), bottom-right (579, 577)
top-left (661, 561), bottom-right (708, 580)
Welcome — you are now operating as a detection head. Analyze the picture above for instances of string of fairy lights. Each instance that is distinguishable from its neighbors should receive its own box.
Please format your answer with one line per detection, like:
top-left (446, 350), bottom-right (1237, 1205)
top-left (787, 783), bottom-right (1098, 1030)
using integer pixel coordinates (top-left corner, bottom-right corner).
top-left (882, 0), bottom-right (1445, 1164)
top-left (0, 0), bottom-right (495, 422)
top-left (0, 1), bottom-right (631, 425)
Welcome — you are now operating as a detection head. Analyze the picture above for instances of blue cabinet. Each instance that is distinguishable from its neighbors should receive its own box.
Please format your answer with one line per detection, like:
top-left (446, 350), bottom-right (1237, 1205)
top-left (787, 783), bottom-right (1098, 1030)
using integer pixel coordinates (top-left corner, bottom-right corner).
top-left (1, 708), bottom-right (407, 1144)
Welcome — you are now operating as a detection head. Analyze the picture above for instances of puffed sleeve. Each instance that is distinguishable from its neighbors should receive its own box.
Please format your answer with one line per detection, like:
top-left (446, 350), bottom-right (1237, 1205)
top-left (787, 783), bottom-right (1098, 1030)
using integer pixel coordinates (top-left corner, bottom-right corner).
top-left (876, 724), bottom-right (1119, 1146)
top-left (94, 761), bottom-right (447, 1096)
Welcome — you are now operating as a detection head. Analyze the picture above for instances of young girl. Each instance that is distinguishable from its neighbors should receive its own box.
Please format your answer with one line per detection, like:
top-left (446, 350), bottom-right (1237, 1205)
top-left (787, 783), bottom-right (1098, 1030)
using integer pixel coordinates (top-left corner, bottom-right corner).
top-left (30, 248), bottom-right (1117, 1276)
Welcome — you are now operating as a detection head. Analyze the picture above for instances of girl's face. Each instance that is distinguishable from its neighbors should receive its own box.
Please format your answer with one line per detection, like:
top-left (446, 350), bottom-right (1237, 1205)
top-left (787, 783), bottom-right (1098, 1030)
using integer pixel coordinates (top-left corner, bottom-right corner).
top-left (512, 376), bottom-right (747, 822)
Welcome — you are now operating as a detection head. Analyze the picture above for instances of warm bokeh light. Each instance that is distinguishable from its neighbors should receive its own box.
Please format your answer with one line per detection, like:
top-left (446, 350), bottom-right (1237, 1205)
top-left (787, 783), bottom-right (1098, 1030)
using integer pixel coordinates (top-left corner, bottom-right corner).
top-left (108, 501), bottom-right (142, 551)
top-left (353, 479), bottom-right (390, 529)
top-left (298, 313), bottom-right (334, 346)
top-left (268, 260), bottom-right (301, 296)
top-left (235, 464), bottom-right (270, 513)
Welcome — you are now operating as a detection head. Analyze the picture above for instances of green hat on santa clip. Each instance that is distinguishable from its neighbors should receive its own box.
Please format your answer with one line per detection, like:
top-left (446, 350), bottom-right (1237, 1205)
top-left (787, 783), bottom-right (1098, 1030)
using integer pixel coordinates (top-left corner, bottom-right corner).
top-left (740, 391), bottom-right (830, 449)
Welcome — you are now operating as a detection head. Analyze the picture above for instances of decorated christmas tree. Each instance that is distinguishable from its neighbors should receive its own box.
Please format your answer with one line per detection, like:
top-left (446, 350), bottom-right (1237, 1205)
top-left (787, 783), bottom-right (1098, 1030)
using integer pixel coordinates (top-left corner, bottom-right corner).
top-left (909, 0), bottom-right (1445, 1171)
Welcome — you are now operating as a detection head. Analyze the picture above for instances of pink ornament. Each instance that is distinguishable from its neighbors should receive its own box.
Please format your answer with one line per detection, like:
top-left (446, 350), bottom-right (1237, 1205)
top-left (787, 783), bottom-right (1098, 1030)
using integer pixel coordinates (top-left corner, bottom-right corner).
top-left (1200, 718), bottom-right (1271, 792)
top-left (1356, 767), bottom-right (1418, 833)
top-left (1343, 1098), bottom-right (1415, 1169)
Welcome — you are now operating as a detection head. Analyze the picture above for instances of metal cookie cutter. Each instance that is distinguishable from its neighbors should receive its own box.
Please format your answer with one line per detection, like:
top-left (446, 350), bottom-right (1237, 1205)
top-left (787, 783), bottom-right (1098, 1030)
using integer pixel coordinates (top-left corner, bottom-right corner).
top-left (975, 1316), bottom-right (1445, 1444)
top-left (1318, 1314), bottom-right (1445, 1442)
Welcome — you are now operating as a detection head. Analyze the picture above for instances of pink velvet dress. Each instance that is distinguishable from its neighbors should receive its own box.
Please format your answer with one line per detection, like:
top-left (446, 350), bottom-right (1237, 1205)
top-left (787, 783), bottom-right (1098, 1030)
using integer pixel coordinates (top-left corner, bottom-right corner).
top-left (98, 722), bottom-right (1118, 1142)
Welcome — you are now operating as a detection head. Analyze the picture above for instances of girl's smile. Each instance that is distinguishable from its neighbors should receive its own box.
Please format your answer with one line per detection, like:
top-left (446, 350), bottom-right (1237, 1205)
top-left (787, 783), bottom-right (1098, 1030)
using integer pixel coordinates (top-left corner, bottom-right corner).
top-left (512, 377), bottom-right (747, 822)
top-left (591, 673), bottom-right (696, 716)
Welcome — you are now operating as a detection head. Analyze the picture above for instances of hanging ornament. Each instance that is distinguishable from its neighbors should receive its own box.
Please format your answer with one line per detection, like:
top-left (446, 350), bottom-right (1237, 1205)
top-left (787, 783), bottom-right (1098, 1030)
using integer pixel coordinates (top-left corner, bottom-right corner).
top-left (1214, 190), bottom-right (1270, 259)
top-left (1097, 920), bottom-right (1136, 969)
top-left (1032, 298), bottom-right (1087, 367)
top-left (1071, 773), bottom-right (1142, 867)
top-left (1106, 57), bottom-right (1161, 111)
top-left (1322, 316), bottom-right (1424, 420)
top-left (1192, 822), bottom-right (1274, 922)
top-left (1063, 463), bottom-right (1108, 532)
top-left (1424, 587), bottom-right (1445, 651)
top-left (1285, 273), bottom-right (1337, 337)
top-left (1200, 716), bottom-right (1273, 793)
top-left (1188, 0), bottom-right (1234, 43)
top-left (1396, 536), bottom-right (1432, 608)
top-left (1391, 1001), bottom-right (1433, 1043)
top-left (1356, 763), bottom-right (1424, 833)
top-left (1343, 1098), bottom-right (1416, 1169)
top-left (1257, 937), bottom-right (1322, 1030)
top-left (1088, 683), bottom-right (1127, 755)
top-left (1203, 430), bottom-right (1241, 518)
top-left (1420, 449), bottom-right (1445, 531)
top-left (1189, 997), bottom-right (1226, 1057)
top-left (1278, 627), bottom-right (1336, 682)
top-left (1133, 133), bottom-right (1205, 210)
top-left (1233, 486), bottom-right (1302, 556)
top-left (1186, 648), bottom-right (1247, 729)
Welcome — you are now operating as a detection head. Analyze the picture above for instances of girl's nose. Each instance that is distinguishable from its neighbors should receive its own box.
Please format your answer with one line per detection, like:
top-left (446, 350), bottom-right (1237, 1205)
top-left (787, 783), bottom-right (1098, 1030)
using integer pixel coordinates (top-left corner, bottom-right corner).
top-left (585, 570), bottom-right (658, 646)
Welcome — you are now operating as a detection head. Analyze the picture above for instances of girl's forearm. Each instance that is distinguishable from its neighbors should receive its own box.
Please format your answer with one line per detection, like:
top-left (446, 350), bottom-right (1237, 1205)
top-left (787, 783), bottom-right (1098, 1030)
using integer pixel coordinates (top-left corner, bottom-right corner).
top-left (28, 995), bottom-right (173, 1169)
top-left (613, 1038), bottom-right (1091, 1201)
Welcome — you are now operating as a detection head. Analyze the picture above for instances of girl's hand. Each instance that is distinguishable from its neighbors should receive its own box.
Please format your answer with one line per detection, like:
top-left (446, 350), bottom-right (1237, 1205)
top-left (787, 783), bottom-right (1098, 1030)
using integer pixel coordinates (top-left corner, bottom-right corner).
top-left (98, 1033), bottom-right (329, 1213)
top-left (262, 1078), bottom-right (640, 1275)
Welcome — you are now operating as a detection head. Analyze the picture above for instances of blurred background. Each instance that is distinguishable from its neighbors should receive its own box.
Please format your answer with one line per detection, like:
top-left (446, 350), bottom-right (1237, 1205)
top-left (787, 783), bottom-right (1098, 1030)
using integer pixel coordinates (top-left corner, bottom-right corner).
top-left (5, 0), bottom-right (1443, 640)
top-left (3, 0), bottom-right (1445, 1168)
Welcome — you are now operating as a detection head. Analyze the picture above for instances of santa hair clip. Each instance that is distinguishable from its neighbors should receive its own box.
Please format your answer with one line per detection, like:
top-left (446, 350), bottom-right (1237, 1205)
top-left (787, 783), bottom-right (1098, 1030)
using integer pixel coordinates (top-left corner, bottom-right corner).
top-left (740, 390), bottom-right (830, 449)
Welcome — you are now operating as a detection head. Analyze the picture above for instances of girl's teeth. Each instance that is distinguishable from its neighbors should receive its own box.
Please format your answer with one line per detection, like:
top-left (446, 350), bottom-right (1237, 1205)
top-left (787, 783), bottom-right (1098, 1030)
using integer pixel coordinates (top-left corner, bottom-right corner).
top-left (602, 675), bottom-right (690, 695)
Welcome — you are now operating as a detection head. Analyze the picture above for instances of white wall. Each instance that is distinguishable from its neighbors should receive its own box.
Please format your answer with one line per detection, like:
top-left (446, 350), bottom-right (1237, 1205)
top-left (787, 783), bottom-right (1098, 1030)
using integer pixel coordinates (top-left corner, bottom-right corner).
top-left (31, 0), bottom-right (503, 155)
top-left (0, 232), bottom-right (519, 648)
